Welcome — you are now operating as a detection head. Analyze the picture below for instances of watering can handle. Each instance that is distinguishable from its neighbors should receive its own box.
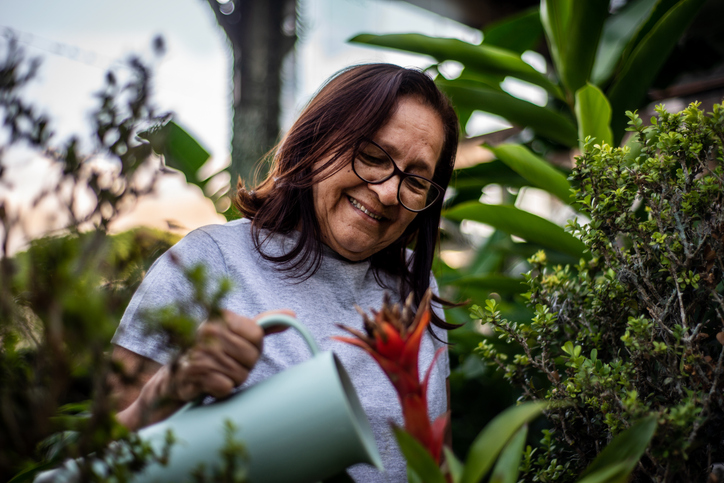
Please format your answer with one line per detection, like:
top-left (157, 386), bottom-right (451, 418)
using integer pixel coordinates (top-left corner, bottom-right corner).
top-left (256, 313), bottom-right (321, 356)
top-left (172, 314), bottom-right (321, 417)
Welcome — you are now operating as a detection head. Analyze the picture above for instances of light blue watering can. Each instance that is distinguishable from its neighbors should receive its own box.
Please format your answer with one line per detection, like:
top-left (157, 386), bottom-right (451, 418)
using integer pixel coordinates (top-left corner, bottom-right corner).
top-left (36, 314), bottom-right (383, 482)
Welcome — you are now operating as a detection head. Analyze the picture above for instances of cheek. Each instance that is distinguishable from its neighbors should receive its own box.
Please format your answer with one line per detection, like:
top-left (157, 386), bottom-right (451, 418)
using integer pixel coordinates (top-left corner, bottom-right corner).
top-left (393, 212), bottom-right (419, 238)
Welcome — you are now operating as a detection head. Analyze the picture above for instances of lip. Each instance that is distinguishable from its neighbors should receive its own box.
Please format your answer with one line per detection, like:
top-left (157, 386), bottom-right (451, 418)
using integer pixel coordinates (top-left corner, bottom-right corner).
top-left (347, 195), bottom-right (387, 222)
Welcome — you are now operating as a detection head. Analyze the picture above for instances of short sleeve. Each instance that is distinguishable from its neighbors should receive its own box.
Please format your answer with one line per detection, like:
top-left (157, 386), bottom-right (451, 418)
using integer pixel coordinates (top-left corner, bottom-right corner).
top-left (111, 228), bottom-right (228, 365)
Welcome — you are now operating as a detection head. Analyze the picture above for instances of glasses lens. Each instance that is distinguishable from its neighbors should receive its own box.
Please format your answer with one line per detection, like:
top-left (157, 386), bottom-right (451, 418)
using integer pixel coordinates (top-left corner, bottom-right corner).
top-left (400, 176), bottom-right (440, 211)
top-left (354, 140), bottom-right (393, 182)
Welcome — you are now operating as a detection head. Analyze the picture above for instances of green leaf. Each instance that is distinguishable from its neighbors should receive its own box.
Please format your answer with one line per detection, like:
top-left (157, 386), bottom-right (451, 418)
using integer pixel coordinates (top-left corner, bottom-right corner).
top-left (444, 447), bottom-right (464, 483)
top-left (540, 0), bottom-right (573, 79)
top-left (139, 120), bottom-right (211, 189)
top-left (467, 229), bottom-right (509, 276)
top-left (483, 7), bottom-right (543, 54)
top-left (455, 68), bottom-right (505, 92)
top-left (564, 0), bottom-right (610, 93)
top-left (591, 0), bottom-right (659, 85)
top-left (453, 159), bottom-right (529, 189)
top-left (349, 33), bottom-right (563, 98)
top-left (574, 83), bottom-right (614, 150)
top-left (447, 160), bottom-right (527, 207)
top-left (576, 462), bottom-right (630, 483)
top-left (607, 0), bottom-right (706, 141)
top-left (448, 274), bottom-right (524, 295)
top-left (460, 402), bottom-right (546, 483)
top-left (579, 415), bottom-right (657, 481)
top-left (392, 426), bottom-right (446, 483)
top-left (485, 143), bottom-right (572, 202)
top-left (620, 0), bottom-right (680, 63)
top-left (437, 80), bottom-right (578, 147)
top-left (489, 425), bottom-right (528, 483)
top-left (444, 202), bottom-right (588, 259)
top-left (8, 461), bottom-right (62, 483)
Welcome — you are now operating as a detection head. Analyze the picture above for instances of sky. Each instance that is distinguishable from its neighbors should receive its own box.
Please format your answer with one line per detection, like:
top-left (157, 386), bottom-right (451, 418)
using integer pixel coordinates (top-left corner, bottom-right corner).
top-left (0, 0), bottom-right (502, 252)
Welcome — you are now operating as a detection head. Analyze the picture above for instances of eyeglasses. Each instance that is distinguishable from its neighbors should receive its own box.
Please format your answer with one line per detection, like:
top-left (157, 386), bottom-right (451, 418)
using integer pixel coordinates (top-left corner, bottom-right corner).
top-left (352, 138), bottom-right (443, 212)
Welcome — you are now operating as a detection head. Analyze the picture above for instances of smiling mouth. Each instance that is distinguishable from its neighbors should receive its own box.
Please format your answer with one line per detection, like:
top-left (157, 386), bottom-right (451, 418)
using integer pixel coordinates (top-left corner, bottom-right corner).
top-left (348, 196), bottom-right (383, 221)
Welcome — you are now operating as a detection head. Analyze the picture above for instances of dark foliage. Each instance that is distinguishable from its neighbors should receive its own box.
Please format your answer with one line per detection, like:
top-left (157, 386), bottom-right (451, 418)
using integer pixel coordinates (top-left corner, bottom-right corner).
top-left (475, 101), bottom-right (724, 481)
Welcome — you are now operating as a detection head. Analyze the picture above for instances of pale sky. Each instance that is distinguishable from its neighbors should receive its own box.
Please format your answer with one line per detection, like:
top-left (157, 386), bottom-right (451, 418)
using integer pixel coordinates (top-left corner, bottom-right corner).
top-left (0, 0), bottom-right (490, 252)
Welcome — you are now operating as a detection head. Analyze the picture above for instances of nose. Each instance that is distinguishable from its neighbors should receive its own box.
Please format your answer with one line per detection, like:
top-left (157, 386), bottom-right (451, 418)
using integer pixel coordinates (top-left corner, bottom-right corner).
top-left (367, 176), bottom-right (400, 206)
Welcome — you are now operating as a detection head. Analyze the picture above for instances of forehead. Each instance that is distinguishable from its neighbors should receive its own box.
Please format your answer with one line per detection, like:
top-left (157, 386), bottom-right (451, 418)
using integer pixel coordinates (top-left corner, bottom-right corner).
top-left (373, 97), bottom-right (445, 174)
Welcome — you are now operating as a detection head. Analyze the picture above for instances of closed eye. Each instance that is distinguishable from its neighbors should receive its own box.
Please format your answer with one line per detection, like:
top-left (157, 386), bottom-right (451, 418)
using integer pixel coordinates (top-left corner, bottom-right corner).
top-left (358, 152), bottom-right (389, 167)
top-left (405, 176), bottom-right (429, 193)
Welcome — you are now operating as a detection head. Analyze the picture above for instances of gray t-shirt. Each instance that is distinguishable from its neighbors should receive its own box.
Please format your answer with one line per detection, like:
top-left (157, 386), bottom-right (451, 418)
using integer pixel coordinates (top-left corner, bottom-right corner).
top-left (112, 218), bottom-right (449, 482)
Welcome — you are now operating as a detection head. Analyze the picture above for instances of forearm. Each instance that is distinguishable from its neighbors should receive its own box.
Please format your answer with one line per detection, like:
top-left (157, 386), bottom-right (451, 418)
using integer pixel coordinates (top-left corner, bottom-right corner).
top-left (115, 365), bottom-right (185, 431)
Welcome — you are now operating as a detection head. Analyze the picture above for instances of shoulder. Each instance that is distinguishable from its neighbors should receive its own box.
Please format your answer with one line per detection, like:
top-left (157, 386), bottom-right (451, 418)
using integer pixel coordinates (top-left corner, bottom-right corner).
top-left (174, 219), bottom-right (251, 254)
top-left (192, 218), bottom-right (251, 244)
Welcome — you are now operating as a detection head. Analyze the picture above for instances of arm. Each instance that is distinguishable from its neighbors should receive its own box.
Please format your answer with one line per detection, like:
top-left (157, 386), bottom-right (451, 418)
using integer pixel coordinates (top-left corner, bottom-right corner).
top-left (109, 309), bottom-right (285, 431)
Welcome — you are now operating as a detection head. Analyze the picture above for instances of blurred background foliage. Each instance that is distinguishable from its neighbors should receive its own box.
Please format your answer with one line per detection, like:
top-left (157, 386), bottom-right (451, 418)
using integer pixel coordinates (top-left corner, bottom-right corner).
top-left (2, 0), bottom-right (724, 480)
top-left (349, 0), bottom-right (724, 459)
top-left (0, 37), bottom-right (207, 480)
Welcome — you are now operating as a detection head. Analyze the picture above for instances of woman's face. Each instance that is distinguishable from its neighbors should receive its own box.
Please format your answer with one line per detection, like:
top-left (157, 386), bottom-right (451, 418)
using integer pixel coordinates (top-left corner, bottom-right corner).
top-left (312, 96), bottom-right (445, 261)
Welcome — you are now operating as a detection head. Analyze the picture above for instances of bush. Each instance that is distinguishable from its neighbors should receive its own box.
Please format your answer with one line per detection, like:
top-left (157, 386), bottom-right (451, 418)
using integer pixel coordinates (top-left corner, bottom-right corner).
top-left (0, 36), bottom-right (183, 480)
top-left (474, 101), bottom-right (724, 481)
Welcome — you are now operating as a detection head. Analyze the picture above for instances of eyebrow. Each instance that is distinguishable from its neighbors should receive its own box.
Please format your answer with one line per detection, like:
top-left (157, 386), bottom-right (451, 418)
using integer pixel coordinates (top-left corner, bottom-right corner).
top-left (372, 140), bottom-right (435, 176)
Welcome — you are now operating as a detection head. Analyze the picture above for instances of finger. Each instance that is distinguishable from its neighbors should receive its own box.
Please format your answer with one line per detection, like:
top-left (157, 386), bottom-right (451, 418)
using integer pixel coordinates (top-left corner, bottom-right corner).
top-left (197, 320), bottom-right (259, 366)
top-left (221, 310), bottom-right (265, 350)
top-left (216, 330), bottom-right (261, 370)
top-left (187, 345), bottom-right (252, 387)
top-left (197, 371), bottom-right (236, 399)
top-left (254, 309), bottom-right (296, 335)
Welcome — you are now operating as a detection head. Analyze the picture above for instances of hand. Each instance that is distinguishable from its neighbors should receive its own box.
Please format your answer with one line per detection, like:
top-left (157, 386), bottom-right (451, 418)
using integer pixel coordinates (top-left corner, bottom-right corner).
top-left (113, 309), bottom-right (292, 430)
top-left (168, 309), bottom-right (292, 402)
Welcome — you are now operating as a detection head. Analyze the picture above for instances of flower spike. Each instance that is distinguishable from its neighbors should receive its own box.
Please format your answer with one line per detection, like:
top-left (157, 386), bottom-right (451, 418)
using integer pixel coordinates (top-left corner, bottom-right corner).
top-left (333, 289), bottom-right (449, 464)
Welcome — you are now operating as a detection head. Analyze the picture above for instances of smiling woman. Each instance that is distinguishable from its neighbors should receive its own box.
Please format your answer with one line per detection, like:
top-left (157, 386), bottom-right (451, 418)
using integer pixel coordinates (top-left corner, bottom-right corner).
top-left (313, 96), bottom-right (444, 261)
top-left (110, 63), bottom-right (460, 482)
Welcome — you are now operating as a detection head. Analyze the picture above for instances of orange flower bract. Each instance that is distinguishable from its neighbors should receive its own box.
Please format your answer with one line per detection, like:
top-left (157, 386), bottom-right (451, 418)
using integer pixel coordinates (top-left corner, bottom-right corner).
top-left (333, 290), bottom-right (449, 463)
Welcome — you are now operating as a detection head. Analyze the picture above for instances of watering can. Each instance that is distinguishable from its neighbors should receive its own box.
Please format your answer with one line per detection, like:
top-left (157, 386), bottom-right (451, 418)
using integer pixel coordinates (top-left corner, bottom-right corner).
top-left (35, 314), bottom-right (383, 483)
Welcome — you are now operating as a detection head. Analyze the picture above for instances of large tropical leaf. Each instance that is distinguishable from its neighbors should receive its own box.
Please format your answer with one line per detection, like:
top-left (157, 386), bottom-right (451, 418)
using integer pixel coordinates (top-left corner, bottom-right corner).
top-left (485, 143), bottom-right (572, 202)
top-left (448, 160), bottom-right (528, 207)
top-left (591, 0), bottom-right (659, 85)
top-left (561, 0), bottom-right (610, 93)
top-left (467, 230), bottom-right (510, 276)
top-left (392, 426), bottom-right (446, 483)
top-left (444, 202), bottom-right (588, 259)
top-left (460, 402), bottom-right (546, 483)
top-left (574, 83), bottom-right (614, 150)
top-left (350, 33), bottom-right (563, 98)
top-left (576, 462), bottom-right (631, 483)
top-left (138, 120), bottom-right (211, 190)
top-left (607, 0), bottom-right (705, 140)
top-left (540, 0), bottom-right (572, 80)
top-left (489, 425), bottom-right (528, 483)
top-left (454, 160), bottom-right (528, 190)
top-left (455, 68), bottom-right (505, 92)
top-left (483, 7), bottom-right (543, 55)
top-left (578, 415), bottom-right (657, 482)
top-left (619, 0), bottom-right (680, 63)
top-left (444, 447), bottom-right (464, 483)
top-left (437, 80), bottom-right (578, 147)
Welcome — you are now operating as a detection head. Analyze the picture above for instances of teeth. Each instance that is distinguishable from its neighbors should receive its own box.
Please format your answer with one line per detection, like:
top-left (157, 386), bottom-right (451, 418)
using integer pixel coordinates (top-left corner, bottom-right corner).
top-left (350, 197), bottom-right (382, 220)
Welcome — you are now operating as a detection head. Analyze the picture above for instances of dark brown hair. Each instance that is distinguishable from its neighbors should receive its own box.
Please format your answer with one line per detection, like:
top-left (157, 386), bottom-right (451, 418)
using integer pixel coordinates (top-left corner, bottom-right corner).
top-left (234, 63), bottom-right (460, 330)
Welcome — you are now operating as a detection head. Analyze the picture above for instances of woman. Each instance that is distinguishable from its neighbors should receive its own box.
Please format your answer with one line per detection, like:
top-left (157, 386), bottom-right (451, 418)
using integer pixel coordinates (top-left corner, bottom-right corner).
top-left (110, 63), bottom-right (459, 482)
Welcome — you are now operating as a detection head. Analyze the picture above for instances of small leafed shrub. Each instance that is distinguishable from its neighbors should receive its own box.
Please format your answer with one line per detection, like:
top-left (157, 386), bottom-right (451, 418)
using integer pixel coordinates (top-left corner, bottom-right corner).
top-left (474, 101), bottom-right (724, 481)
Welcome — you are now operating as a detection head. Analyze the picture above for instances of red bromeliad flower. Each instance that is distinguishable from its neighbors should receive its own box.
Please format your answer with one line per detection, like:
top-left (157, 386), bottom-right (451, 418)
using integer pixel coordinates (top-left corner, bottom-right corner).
top-left (333, 290), bottom-right (448, 463)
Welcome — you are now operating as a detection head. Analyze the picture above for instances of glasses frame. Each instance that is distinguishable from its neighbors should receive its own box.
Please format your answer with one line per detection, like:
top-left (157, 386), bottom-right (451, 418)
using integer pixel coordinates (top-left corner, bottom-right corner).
top-left (352, 138), bottom-right (443, 213)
